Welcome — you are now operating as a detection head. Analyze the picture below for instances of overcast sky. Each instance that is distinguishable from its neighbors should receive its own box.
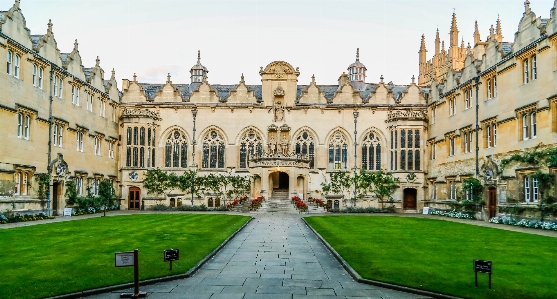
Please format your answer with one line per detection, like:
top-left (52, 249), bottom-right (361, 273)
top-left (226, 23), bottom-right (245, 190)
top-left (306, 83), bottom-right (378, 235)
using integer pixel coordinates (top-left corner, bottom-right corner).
top-left (6, 0), bottom-right (556, 86)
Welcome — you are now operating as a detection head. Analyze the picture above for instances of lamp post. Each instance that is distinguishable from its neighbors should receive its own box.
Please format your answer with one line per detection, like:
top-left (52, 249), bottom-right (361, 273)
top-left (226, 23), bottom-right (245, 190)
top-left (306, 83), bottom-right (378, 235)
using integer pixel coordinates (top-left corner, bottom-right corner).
top-left (191, 108), bottom-right (198, 205)
top-left (353, 111), bottom-right (359, 207)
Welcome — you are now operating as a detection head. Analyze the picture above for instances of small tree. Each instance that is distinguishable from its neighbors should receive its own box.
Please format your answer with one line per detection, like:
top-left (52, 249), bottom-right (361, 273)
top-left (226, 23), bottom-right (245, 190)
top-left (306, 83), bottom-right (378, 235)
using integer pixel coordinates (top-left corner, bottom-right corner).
top-left (529, 171), bottom-right (555, 221)
top-left (368, 170), bottom-right (399, 210)
top-left (321, 171), bottom-right (352, 206)
top-left (98, 179), bottom-right (117, 217)
top-left (459, 177), bottom-right (484, 214)
top-left (64, 180), bottom-right (78, 206)
top-left (143, 168), bottom-right (170, 197)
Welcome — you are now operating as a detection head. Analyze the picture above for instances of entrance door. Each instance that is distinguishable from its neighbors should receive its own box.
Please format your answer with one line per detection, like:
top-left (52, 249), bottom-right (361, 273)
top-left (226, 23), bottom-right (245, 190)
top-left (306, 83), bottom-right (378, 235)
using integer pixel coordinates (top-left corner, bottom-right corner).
top-left (128, 187), bottom-right (141, 210)
top-left (52, 182), bottom-right (60, 215)
top-left (333, 200), bottom-right (340, 210)
top-left (403, 188), bottom-right (417, 210)
top-left (278, 172), bottom-right (289, 189)
top-left (488, 187), bottom-right (497, 219)
top-left (215, 198), bottom-right (221, 207)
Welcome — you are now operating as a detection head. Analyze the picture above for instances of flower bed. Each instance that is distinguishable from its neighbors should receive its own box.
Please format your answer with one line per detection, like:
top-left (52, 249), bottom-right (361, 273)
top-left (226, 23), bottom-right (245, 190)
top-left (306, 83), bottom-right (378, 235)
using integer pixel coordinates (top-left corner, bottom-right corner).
top-left (248, 197), bottom-right (263, 211)
top-left (430, 209), bottom-right (476, 220)
top-left (226, 196), bottom-right (249, 209)
top-left (489, 215), bottom-right (557, 231)
top-left (0, 212), bottom-right (55, 224)
top-left (292, 196), bottom-right (308, 212)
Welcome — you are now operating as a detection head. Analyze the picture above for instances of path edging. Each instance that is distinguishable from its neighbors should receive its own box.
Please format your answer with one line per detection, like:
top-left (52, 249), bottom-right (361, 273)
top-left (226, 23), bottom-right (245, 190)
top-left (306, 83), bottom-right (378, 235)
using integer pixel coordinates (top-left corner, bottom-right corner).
top-left (47, 216), bottom-right (254, 299)
top-left (301, 217), bottom-right (463, 299)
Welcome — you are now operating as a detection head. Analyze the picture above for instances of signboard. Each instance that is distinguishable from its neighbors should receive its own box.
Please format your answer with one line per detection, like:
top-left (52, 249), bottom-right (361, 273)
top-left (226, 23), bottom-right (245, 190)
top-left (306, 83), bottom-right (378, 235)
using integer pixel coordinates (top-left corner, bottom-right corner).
top-left (422, 207), bottom-right (429, 215)
top-left (474, 260), bottom-right (492, 273)
top-left (164, 249), bottom-right (179, 262)
top-left (63, 208), bottom-right (72, 216)
top-left (115, 251), bottom-right (135, 267)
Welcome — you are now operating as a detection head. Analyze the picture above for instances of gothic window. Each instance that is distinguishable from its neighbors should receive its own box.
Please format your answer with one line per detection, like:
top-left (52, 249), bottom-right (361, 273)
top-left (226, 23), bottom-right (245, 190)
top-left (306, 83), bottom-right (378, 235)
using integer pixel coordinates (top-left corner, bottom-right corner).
top-left (294, 131), bottom-right (315, 169)
top-left (239, 129), bottom-right (263, 169)
top-left (165, 130), bottom-right (188, 168)
top-left (127, 126), bottom-right (155, 168)
top-left (361, 132), bottom-right (382, 170)
top-left (398, 128), bottom-right (420, 170)
top-left (202, 130), bottom-right (225, 169)
top-left (328, 131), bottom-right (348, 170)
top-left (390, 130), bottom-right (398, 170)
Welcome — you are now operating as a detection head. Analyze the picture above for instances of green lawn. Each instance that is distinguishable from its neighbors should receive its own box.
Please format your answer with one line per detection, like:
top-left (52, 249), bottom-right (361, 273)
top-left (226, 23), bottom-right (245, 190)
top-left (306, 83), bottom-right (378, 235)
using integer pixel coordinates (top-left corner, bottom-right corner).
top-left (0, 214), bottom-right (250, 299)
top-left (305, 216), bottom-right (557, 299)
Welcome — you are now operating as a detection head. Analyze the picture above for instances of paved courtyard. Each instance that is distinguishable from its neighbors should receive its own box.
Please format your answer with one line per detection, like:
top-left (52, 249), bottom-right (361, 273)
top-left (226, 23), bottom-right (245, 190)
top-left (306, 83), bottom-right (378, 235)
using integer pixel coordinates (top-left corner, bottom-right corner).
top-left (84, 207), bottom-right (429, 299)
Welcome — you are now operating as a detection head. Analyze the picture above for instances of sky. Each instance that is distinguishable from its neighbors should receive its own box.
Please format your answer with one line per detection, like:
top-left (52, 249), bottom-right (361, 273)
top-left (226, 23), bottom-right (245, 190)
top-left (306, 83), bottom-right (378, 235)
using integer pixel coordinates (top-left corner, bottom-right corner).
top-left (4, 0), bottom-right (556, 86)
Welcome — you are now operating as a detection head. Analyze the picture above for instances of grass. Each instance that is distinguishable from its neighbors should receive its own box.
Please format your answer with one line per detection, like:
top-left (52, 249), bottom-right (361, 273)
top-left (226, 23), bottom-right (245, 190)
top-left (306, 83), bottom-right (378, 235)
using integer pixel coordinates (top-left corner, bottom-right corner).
top-left (305, 216), bottom-right (557, 299)
top-left (0, 214), bottom-right (250, 299)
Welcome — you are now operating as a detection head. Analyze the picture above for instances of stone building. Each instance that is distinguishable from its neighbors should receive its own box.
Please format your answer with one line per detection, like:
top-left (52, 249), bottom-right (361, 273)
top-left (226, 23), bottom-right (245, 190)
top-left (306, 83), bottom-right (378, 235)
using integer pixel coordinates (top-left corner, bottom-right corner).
top-left (423, 1), bottom-right (557, 218)
top-left (2, 0), bottom-right (557, 217)
top-left (0, 1), bottom-right (120, 215)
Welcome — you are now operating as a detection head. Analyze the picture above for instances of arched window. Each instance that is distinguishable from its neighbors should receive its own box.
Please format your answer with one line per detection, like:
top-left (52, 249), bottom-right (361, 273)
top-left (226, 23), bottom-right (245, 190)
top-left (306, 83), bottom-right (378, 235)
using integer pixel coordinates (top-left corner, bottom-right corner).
top-left (361, 132), bottom-right (382, 170)
top-left (328, 131), bottom-right (348, 170)
top-left (202, 130), bottom-right (225, 169)
top-left (239, 129), bottom-right (263, 169)
top-left (164, 130), bottom-right (188, 168)
top-left (294, 130), bottom-right (315, 169)
top-left (126, 126), bottom-right (156, 168)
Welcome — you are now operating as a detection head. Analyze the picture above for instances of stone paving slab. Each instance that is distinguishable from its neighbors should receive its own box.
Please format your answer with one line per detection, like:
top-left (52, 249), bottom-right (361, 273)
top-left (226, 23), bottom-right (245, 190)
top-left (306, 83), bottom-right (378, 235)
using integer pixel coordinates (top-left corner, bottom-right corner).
top-left (82, 213), bottom-right (431, 299)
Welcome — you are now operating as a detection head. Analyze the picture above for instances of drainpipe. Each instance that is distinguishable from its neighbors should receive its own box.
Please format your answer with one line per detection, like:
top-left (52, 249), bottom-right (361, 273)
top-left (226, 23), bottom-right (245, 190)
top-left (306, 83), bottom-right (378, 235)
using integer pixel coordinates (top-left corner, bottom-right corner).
top-left (46, 66), bottom-right (54, 216)
top-left (475, 72), bottom-right (480, 176)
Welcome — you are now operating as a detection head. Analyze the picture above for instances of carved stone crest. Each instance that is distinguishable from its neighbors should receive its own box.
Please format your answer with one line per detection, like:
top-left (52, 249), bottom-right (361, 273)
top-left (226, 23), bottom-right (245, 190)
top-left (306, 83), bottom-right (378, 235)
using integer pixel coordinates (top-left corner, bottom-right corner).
top-left (121, 108), bottom-right (162, 121)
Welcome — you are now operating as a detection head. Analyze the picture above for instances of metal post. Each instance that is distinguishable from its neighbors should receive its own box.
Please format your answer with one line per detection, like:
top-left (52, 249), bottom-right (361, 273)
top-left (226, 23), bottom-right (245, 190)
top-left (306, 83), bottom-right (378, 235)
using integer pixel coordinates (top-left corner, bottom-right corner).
top-left (191, 108), bottom-right (198, 206)
top-left (47, 66), bottom-right (54, 216)
top-left (475, 74), bottom-right (480, 176)
top-left (353, 111), bottom-right (359, 207)
top-left (133, 249), bottom-right (139, 296)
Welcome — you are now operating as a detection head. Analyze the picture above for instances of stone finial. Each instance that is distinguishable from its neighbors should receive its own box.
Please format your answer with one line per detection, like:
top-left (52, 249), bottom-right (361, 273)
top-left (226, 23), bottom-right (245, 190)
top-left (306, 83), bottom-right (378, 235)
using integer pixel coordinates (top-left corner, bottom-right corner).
top-left (240, 73), bottom-right (245, 83)
top-left (133, 73), bottom-right (137, 82)
top-left (489, 24), bottom-right (494, 37)
top-left (411, 75), bottom-right (415, 84)
top-left (380, 75), bottom-right (384, 83)
top-left (420, 34), bottom-right (426, 51)
top-left (524, 0), bottom-right (531, 13)
top-left (95, 56), bottom-right (100, 66)
top-left (111, 68), bottom-right (115, 79)
top-left (496, 16), bottom-right (503, 39)
top-left (450, 11), bottom-right (458, 31)
top-left (47, 19), bottom-right (53, 33)
top-left (15, 0), bottom-right (20, 9)
top-left (473, 20), bottom-right (481, 45)
top-left (167, 73), bottom-right (171, 83)
top-left (197, 50), bottom-right (201, 64)
top-left (311, 74), bottom-right (315, 83)
top-left (441, 40), bottom-right (445, 52)
top-left (461, 38), bottom-right (464, 49)
top-left (73, 39), bottom-right (79, 50)
top-left (356, 48), bottom-right (360, 61)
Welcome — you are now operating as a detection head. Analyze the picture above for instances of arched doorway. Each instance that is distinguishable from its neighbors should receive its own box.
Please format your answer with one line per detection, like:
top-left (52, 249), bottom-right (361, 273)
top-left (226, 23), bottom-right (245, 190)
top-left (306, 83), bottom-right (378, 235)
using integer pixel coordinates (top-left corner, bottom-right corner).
top-left (278, 172), bottom-right (289, 189)
top-left (403, 188), bottom-right (417, 210)
top-left (128, 187), bottom-right (141, 210)
top-left (52, 181), bottom-right (61, 215)
top-left (488, 187), bottom-right (497, 219)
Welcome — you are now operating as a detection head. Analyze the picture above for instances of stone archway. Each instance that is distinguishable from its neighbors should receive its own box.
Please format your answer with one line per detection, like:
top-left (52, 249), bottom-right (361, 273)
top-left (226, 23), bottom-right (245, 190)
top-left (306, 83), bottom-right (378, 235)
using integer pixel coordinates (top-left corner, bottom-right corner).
top-left (403, 188), bottom-right (417, 210)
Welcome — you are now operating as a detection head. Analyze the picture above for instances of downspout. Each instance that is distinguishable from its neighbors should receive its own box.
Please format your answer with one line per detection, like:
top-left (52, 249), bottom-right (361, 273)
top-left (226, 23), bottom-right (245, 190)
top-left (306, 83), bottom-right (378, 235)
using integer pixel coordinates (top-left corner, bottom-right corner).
top-left (475, 73), bottom-right (480, 176)
top-left (46, 66), bottom-right (54, 215)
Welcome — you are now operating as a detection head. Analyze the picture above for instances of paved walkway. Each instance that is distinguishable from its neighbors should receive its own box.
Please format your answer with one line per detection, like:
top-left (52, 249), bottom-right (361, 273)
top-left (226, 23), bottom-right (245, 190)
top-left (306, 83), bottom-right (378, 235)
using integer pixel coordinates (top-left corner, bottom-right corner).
top-left (83, 211), bottom-right (429, 299)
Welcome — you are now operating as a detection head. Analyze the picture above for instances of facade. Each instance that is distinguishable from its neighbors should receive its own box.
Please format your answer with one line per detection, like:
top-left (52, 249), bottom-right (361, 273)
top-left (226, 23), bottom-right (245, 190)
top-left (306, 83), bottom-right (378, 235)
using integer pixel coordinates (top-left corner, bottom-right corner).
top-left (0, 1), bottom-right (120, 214)
top-left (2, 0), bottom-right (557, 217)
top-left (422, 1), bottom-right (557, 218)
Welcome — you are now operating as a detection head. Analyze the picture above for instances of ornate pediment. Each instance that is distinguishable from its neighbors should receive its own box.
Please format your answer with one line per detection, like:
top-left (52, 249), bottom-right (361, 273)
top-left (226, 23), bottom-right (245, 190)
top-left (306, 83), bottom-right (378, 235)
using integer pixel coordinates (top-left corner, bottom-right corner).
top-left (386, 109), bottom-right (427, 122)
top-left (260, 61), bottom-right (300, 78)
top-left (121, 108), bottom-right (162, 121)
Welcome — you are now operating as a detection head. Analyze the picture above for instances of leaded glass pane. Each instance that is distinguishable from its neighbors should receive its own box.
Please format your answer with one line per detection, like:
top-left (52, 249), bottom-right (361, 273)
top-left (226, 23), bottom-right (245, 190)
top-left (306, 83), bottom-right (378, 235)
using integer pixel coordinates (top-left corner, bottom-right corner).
top-left (133, 127), bottom-right (138, 145)
top-left (165, 143), bottom-right (172, 167)
top-left (342, 144), bottom-right (347, 169)
top-left (151, 149), bottom-right (155, 167)
top-left (400, 149), bottom-right (406, 170)
top-left (415, 130), bottom-right (420, 148)
top-left (362, 144), bottom-right (368, 170)
top-left (408, 150), bottom-right (413, 171)
top-left (210, 145), bottom-right (217, 168)
top-left (140, 148), bottom-right (145, 167)
top-left (127, 127), bottom-right (132, 145)
top-left (328, 145), bottom-right (334, 169)
top-left (173, 143), bottom-right (179, 167)
top-left (376, 144), bottom-right (381, 170)
top-left (181, 142), bottom-right (187, 168)
top-left (240, 144), bottom-right (247, 168)
top-left (295, 144), bottom-right (301, 154)
top-left (140, 127), bottom-right (145, 146)
top-left (218, 144), bottom-right (225, 168)
top-left (133, 147), bottom-right (138, 167)
top-left (415, 150), bottom-right (420, 170)
top-left (369, 145), bottom-right (374, 170)
top-left (256, 143), bottom-right (263, 154)
top-left (408, 130), bottom-right (413, 148)
top-left (390, 131), bottom-right (393, 149)
top-left (394, 131), bottom-right (398, 149)
top-left (148, 128), bottom-right (151, 146)
top-left (390, 151), bottom-right (393, 170)
top-left (309, 142), bottom-right (315, 169)
top-left (401, 129), bottom-right (406, 148)
top-left (126, 148), bottom-right (131, 166)
top-left (202, 144), bottom-right (209, 168)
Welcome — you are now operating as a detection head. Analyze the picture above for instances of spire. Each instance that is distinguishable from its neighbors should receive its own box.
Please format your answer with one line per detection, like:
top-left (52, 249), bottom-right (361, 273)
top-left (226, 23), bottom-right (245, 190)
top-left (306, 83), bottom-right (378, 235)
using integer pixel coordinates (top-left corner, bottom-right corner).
top-left (197, 50), bottom-right (201, 64)
top-left (166, 73), bottom-right (171, 84)
top-left (435, 28), bottom-right (440, 54)
top-left (95, 56), bottom-right (100, 66)
top-left (240, 73), bottom-right (245, 83)
top-left (133, 73), bottom-right (137, 82)
top-left (311, 74), bottom-right (315, 83)
top-left (380, 75), bottom-right (384, 84)
top-left (356, 48), bottom-right (360, 62)
top-left (111, 68), bottom-right (115, 80)
top-left (73, 39), bottom-right (79, 51)
top-left (450, 10), bottom-right (459, 47)
top-left (473, 20), bottom-right (481, 45)
top-left (495, 16), bottom-right (503, 41)
top-left (411, 75), bottom-right (415, 84)
top-left (47, 19), bottom-right (53, 34)
top-left (420, 34), bottom-right (426, 51)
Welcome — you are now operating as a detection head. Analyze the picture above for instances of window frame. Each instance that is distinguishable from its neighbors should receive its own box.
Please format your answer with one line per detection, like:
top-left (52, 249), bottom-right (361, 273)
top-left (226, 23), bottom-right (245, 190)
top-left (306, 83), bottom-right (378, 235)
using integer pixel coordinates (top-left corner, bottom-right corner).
top-left (7, 50), bottom-right (13, 75)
